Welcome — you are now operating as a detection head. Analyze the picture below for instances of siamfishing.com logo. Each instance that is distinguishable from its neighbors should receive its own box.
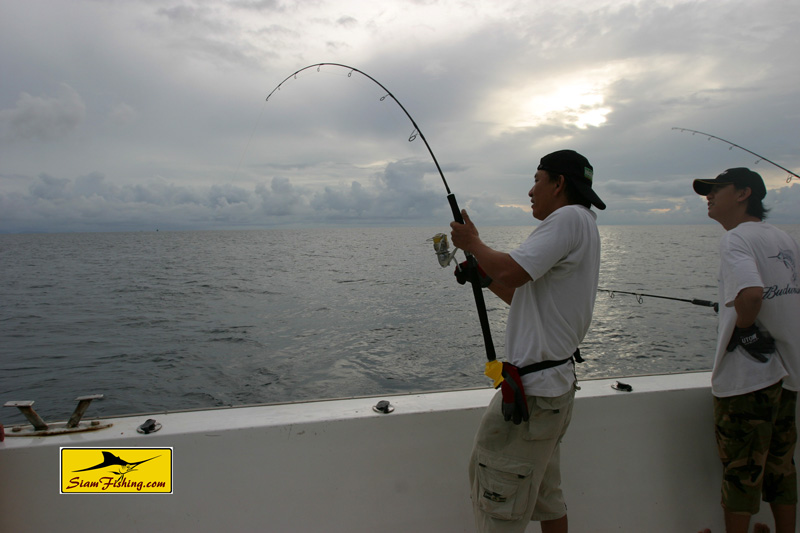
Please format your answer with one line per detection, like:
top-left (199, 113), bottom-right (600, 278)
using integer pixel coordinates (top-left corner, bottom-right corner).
top-left (60, 447), bottom-right (173, 494)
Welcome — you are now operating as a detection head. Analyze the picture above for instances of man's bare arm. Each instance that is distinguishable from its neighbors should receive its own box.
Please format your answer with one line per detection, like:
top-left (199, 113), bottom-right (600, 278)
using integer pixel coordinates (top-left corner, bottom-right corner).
top-left (734, 286), bottom-right (763, 327)
top-left (450, 209), bottom-right (531, 304)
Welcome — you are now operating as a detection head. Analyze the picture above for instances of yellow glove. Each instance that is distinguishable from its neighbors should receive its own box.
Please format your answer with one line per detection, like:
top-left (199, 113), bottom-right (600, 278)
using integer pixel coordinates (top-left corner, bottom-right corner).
top-left (484, 360), bottom-right (504, 389)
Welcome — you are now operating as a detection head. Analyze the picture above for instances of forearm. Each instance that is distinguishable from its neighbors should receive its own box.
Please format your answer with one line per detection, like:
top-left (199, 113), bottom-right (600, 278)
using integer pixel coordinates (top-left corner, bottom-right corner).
top-left (487, 281), bottom-right (515, 305)
top-left (466, 241), bottom-right (530, 289)
top-left (449, 209), bottom-right (529, 303)
top-left (733, 286), bottom-right (764, 328)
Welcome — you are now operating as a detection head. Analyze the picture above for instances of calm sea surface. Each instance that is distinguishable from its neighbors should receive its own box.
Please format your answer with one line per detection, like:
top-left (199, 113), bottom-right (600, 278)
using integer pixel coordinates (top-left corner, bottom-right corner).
top-left (2, 224), bottom-right (799, 426)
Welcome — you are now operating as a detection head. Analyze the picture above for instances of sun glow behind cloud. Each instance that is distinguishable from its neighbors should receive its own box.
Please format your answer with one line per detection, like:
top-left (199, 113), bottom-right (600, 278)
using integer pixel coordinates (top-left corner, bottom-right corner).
top-left (516, 81), bottom-right (612, 129)
top-left (480, 63), bottom-right (638, 134)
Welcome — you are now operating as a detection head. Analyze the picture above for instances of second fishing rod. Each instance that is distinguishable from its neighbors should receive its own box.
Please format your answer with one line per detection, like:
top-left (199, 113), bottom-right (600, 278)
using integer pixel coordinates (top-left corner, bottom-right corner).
top-left (598, 288), bottom-right (719, 312)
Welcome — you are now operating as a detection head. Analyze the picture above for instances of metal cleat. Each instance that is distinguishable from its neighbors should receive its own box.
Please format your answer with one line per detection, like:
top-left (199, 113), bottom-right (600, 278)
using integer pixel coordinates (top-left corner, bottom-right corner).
top-left (3, 395), bottom-right (112, 437)
top-left (67, 394), bottom-right (104, 428)
top-left (3, 401), bottom-right (48, 431)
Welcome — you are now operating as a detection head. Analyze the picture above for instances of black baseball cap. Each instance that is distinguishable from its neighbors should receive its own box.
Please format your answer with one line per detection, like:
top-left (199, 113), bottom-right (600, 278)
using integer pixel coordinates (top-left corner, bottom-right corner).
top-left (537, 149), bottom-right (606, 210)
top-left (693, 167), bottom-right (767, 199)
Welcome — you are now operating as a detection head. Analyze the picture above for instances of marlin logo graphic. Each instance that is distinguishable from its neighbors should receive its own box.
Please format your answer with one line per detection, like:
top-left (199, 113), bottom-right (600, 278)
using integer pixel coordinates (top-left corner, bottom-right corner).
top-left (769, 248), bottom-right (797, 283)
top-left (74, 451), bottom-right (160, 481)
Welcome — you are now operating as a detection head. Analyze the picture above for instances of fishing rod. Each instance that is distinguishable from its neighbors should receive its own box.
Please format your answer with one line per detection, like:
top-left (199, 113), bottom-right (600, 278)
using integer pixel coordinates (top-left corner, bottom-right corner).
top-left (673, 128), bottom-right (798, 183)
top-left (266, 63), bottom-right (497, 362)
top-left (599, 288), bottom-right (719, 312)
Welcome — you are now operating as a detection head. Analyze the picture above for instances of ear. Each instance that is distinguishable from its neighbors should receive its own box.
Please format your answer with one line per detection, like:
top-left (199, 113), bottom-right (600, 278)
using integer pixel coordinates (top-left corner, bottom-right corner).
top-left (553, 175), bottom-right (566, 195)
top-left (737, 187), bottom-right (753, 203)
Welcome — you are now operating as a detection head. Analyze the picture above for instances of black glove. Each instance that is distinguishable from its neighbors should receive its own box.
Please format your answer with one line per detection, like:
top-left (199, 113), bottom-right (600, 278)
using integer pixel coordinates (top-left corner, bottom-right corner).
top-left (454, 260), bottom-right (492, 288)
top-left (726, 324), bottom-right (775, 363)
top-left (500, 362), bottom-right (529, 425)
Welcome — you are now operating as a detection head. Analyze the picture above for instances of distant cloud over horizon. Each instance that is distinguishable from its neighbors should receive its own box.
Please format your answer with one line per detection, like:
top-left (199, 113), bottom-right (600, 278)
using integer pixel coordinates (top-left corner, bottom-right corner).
top-left (2, 166), bottom-right (798, 234)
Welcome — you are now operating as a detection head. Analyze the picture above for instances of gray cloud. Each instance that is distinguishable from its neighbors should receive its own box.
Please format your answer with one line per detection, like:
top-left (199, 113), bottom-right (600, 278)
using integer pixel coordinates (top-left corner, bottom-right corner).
top-left (1, 0), bottom-right (798, 233)
top-left (2, 161), bottom-right (798, 234)
top-left (0, 84), bottom-right (85, 142)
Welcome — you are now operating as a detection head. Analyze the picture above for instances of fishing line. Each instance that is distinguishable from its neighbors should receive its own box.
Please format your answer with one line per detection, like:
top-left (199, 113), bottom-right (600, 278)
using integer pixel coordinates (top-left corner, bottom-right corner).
top-left (232, 99), bottom-right (268, 183)
top-left (599, 288), bottom-right (719, 312)
top-left (265, 63), bottom-right (497, 362)
top-left (673, 127), bottom-right (798, 183)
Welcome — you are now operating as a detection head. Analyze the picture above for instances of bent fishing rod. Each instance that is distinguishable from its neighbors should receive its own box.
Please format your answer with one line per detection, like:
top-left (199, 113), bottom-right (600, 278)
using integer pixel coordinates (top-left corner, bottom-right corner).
top-left (599, 288), bottom-right (719, 312)
top-left (673, 127), bottom-right (798, 183)
top-left (266, 63), bottom-right (497, 362)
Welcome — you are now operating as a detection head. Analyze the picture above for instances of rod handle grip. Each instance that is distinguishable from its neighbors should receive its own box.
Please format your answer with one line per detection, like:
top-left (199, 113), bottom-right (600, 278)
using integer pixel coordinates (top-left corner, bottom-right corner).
top-left (692, 299), bottom-right (720, 312)
top-left (447, 193), bottom-right (464, 224)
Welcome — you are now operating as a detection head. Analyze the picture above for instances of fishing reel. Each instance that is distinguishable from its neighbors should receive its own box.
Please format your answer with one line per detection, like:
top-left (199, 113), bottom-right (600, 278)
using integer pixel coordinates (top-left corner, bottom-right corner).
top-left (429, 233), bottom-right (459, 267)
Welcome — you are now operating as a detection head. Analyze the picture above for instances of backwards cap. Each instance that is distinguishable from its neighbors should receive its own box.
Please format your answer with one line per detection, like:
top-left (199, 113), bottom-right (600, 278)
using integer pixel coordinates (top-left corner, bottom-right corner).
top-left (537, 149), bottom-right (606, 210)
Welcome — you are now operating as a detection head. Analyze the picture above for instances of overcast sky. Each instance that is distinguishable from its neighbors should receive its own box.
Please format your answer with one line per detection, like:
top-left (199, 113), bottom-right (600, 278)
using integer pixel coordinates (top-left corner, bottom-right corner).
top-left (1, 0), bottom-right (799, 233)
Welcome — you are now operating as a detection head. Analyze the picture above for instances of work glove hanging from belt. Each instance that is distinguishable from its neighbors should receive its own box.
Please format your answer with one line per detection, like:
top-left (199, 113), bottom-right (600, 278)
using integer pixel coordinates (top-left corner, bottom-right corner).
top-left (726, 324), bottom-right (775, 363)
top-left (500, 362), bottom-right (529, 425)
top-left (454, 260), bottom-right (492, 288)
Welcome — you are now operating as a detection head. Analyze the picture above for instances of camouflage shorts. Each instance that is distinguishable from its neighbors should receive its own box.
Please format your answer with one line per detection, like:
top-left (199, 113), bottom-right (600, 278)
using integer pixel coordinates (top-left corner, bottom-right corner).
top-left (714, 381), bottom-right (798, 514)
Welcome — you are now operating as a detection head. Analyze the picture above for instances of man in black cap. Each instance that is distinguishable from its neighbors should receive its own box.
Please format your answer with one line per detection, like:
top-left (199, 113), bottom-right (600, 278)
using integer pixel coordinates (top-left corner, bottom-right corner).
top-left (694, 168), bottom-right (799, 533)
top-left (451, 149), bottom-right (604, 533)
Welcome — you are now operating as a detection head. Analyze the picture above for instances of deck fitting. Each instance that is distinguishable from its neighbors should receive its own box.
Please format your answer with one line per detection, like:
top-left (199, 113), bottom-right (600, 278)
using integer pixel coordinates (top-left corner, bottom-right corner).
top-left (3, 401), bottom-right (48, 431)
top-left (372, 400), bottom-right (394, 414)
top-left (3, 395), bottom-right (112, 437)
top-left (67, 394), bottom-right (104, 428)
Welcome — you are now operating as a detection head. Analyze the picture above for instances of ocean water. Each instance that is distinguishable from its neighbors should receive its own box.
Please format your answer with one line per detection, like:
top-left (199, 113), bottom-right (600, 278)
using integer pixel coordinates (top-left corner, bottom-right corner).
top-left (2, 224), bottom-right (799, 426)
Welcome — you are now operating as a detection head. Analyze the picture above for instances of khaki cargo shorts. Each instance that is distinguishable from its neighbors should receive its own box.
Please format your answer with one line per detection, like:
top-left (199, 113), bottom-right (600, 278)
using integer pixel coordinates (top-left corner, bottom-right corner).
top-left (469, 387), bottom-right (575, 532)
top-left (714, 380), bottom-right (798, 514)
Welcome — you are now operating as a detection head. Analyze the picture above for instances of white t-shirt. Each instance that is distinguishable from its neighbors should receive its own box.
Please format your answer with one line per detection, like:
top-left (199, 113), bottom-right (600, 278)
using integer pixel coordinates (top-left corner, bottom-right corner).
top-left (712, 221), bottom-right (800, 397)
top-left (507, 205), bottom-right (601, 397)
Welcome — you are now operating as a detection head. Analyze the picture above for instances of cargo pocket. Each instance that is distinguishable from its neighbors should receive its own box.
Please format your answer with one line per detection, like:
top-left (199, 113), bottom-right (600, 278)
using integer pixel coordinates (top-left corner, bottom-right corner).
top-left (472, 449), bottom-right (534, 521)
top-left (523, 392), bottom-right (573, 441)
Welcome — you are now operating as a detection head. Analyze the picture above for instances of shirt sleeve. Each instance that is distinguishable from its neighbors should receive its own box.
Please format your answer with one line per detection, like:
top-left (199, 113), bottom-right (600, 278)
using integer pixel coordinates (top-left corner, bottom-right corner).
top-left (720, 231), bottom-right (764, 308)
top-left (510, 208), bottom-right (577, 281)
